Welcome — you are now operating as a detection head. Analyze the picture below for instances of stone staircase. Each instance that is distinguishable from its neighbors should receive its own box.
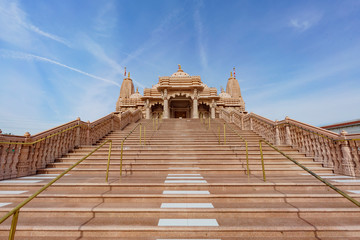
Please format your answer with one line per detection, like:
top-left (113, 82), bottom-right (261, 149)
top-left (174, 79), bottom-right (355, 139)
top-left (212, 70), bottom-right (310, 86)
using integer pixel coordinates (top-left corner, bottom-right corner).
top-left (0, 118), bottom-right (359, 239)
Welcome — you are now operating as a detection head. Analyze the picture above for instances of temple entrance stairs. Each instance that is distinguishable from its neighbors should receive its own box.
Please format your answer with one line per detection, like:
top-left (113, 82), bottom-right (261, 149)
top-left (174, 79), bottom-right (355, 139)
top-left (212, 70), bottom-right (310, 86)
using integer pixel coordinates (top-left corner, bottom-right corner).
top-left (0, 118), bottom-right (359, 239)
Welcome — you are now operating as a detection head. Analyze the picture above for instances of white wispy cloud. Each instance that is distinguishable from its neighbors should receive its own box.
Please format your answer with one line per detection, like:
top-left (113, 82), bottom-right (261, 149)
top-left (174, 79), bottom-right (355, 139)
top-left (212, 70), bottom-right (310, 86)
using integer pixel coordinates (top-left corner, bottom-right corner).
top-left (93, 0), bottom-right (117, 37)
top-left (0, 0), bottom-right (70, 47)
top-left (194, 1), bottom-right (208, 69)
top-left (289, 11), bottom-right (322, 32)
top-left (0, 49), bottom-right (120, 86)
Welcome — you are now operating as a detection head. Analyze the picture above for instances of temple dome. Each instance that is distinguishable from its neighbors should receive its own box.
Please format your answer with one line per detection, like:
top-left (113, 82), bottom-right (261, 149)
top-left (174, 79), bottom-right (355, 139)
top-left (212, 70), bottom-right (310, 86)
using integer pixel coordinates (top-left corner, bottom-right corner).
top-left (130, 88), bottom-right (141, 99)
top-left (219, 91), bottom-right (231, 98)
top-left (171, 64), bottom-right (190, 78)
top-left (130, 92), bottom-right (141, 99)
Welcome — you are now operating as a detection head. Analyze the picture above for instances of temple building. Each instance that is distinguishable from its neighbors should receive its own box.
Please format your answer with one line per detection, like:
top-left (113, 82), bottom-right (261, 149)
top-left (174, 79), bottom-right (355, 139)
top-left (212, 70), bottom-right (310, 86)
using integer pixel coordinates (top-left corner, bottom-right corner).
top-left (116, 65), bottom-right (246, 119)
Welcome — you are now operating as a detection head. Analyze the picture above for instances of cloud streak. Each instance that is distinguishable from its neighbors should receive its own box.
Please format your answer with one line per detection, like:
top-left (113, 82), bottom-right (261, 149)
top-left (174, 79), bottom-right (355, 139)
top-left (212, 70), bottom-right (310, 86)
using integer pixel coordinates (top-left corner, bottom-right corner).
top-left (0, 49), bottom-right (120, 86)
top-left (194, 3), bottom-right (207, 69)
top-left (289, 11), bottom-right (322, 32)
top-left (0, 0), bottom-right (70, 47)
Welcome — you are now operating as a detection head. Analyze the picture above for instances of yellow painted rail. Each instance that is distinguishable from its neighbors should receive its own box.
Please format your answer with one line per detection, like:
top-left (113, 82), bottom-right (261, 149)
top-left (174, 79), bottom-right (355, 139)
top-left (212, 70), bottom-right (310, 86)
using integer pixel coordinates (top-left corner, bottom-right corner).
top-left (223, 121), bottom-right (250, 177)
top-left (205, 118), bottom-right (250, 177)
top-left (259, 139), bottom-right (360, 207)
top-left (0, 124), bottom-right (81, 145)
top-left (0, 139), bottom-right (113, 240)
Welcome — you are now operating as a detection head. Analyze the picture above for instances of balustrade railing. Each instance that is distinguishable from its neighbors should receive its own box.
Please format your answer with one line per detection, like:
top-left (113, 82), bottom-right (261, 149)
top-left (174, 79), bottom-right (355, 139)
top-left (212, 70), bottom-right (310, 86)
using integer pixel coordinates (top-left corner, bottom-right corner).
top-left (219, 109), bottom-right (360, 177)
top-left (0, 110), bottom-right (142, 180)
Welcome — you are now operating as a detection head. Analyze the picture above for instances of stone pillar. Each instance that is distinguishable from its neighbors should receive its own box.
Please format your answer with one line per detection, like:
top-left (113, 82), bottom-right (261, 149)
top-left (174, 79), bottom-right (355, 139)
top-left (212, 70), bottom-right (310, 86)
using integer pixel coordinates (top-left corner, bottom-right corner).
top-left (17, 132), bottom-right (32, 177)
top-left (211, 99), bottom-right (216, 119)
top-left (192, 89), bottom-right (199, 119)
top-left (285, 117), bottom-right (292, 145)
top-left (145, 99), bottom-right (150, 119)
top-left (240, 115), bottom-right (244, 130)
top-left (86, 121), bottom-right (91, 145)
top-left (163, 89), bottom-right (169, 119)
top-left (340, 131), bottom-right (355, 176)
top-left (275, 120), bottom-right (280, 146)
top-left (75, 117), bottom-right (81, 148)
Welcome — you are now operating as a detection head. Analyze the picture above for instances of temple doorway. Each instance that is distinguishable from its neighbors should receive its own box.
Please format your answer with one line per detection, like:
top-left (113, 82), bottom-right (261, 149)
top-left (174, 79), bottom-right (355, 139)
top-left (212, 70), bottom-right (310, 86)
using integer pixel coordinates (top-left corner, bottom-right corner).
top-left (151, 103), bottom-right (163, 119)
top-left (170, 96), bottom-right (191, 118)
top-left (199, 103), bottom-right (210, 119)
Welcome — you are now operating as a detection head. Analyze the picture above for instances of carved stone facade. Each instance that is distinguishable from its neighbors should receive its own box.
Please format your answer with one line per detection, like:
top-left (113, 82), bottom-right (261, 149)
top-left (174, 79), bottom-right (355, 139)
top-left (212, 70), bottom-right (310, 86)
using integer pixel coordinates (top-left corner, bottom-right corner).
top-left (116, 65), bottom-right (246, 119)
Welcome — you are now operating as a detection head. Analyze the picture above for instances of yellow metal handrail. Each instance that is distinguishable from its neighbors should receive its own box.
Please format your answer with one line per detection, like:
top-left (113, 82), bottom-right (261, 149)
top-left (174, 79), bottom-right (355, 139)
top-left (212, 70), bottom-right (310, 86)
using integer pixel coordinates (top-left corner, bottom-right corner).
top-left (0, 124), bottom-right (82, 145)
top-left (207, 118), bottom-right (250, 176)
top-left (0, 139), bottom-right (113, 240)
top-left (222, 121), bottom-right (250, 176)
top-left (259, 139), bottom-right (360, 207)
top-left (118, 123), bottom-right (142, 177)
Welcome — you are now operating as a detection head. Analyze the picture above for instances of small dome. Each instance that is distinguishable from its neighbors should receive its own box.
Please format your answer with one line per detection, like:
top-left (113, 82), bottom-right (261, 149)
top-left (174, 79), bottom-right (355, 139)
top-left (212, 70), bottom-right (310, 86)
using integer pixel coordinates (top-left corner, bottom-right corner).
top-left (219, 92), bottom-right (231, 98)
top-left (130, 88), bottom-right (142, 99)
top-left (130, 92), bottom-right (141, 99)
top-left (171, 64), bottom-right (190, 78)
top-left (152, 83), bottom-right (160, 89)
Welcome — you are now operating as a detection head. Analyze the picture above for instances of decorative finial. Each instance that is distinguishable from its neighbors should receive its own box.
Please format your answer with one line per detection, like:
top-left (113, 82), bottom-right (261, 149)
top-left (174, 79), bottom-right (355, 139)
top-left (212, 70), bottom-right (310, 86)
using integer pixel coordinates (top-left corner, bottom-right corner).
top-left (178, 64), bottom-right (181, 70)
top-left (128, 72), bottom-right (130, 78)
top-left (136, 87), bottom-right (139, 93)
top-left (230, 72), bottom-right (233, 77)
top-left (24, 132), bottom-right (31, 138)
top-left (0, 129), bottom-right (2, 134)
top-left (221, 86), bottom-right (224, 93)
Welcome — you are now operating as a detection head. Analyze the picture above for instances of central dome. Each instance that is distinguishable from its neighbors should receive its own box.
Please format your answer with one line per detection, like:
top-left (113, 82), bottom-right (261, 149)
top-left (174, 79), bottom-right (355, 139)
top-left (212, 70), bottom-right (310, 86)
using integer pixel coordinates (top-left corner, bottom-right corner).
top-left (171, 64), bottom-right (190, 78)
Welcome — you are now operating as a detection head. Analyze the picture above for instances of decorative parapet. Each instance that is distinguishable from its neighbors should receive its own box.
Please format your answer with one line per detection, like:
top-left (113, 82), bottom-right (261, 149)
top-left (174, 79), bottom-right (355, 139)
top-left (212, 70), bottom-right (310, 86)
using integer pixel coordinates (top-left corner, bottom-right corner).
top-left (220, 110), bottom-right (360, 177)
top-left (0, 110), bottom-right (142, 180)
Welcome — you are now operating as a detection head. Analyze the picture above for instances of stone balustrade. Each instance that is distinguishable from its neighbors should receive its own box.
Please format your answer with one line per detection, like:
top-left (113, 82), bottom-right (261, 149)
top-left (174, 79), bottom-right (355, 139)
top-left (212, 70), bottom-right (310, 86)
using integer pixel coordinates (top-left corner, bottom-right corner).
top-left (0, 110), bottom-right (142, 180)
top-left (219, 110), bottom-right (360, 177)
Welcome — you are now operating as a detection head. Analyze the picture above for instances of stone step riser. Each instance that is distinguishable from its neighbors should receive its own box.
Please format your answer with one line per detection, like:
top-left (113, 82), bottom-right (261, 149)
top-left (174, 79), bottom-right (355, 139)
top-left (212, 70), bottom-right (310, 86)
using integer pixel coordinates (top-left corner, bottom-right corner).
top-left (1, 211), bottom-right (359, 219)
top-left (38, 169), bottom-right (333, 175)
top-left (47, 163), bottom-right (324, 169)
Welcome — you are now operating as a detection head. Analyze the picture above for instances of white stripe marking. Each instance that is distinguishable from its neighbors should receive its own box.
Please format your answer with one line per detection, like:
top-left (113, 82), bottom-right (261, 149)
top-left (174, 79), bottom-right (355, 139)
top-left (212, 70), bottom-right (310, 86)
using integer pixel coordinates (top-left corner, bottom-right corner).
top-left (158, 219), bottom-right (219, 226)
top-left (170, 162), bottom-right (199, 164)
top-left (167, 174), bottom-right (201, 176)
top-left (162, 190), bottom-right (210, 195)
top-left (161, 203), bottom-right (214, 208)
top-left (0, 191), bottom-right (27, 194)
top-left (0, 180), bottom-right (42, 183)
top-left (165, 180), bottom-right (207, 183)
top-left (168, 167), bottom-right (200, 170)
top-left (301, 173), bottom-right (335, 176)
top-left (333, 180), bottom-right (360, 183)
top-left (20, 176), bottom-right (55, 179)
top-left (0, 203), bottom-right (12, 207)
top-left (166, 177), bottom-right (204, 179)
top-left (348, 190), bottom-right (360, 194)
top-left (320, 176), bottom-right (353, 179)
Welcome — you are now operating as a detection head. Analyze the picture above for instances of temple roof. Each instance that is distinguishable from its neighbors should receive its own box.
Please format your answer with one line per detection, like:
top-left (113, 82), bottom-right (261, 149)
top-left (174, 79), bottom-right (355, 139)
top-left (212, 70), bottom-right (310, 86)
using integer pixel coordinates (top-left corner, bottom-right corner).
top-left (170, 64), bottom-right (190, 78)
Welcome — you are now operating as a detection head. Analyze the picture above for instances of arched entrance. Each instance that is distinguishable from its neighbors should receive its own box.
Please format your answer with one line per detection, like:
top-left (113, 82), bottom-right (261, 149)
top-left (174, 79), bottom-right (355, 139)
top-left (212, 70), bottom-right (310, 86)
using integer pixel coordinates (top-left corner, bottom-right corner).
top-left (169, 96), bottom-right (192, 118)
top-left (151, 103), bottom-right (163, 119)
top-left (199, 103), bottom-right (210, 119)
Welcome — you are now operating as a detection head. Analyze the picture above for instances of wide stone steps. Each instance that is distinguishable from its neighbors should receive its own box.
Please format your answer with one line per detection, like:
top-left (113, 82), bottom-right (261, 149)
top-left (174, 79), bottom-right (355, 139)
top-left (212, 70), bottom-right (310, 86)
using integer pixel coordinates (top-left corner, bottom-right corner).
top-left (1, 118), bottom-right (359, 239)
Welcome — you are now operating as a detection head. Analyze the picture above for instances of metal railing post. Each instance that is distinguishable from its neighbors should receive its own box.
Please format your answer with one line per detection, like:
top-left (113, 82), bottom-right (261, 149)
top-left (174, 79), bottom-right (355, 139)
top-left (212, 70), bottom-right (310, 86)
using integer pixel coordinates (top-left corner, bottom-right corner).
top-left (218, 126), bottom-right (220, 144)
top-left (105, 140), bottom-right (112, 182)
top-left (223, 123), bottom-right (226, 145)
top-left (120, 140), bottom-right (124, 177)
top-left (139, 124), bottom-right (142, 145)
top-left (245, 141), bottom-right (249, 176)
top-left (9, 210), bottom-right (19, 240)
top-left (144, 125), bottom-right (146, 145)
top-left (259, 140), bottom-right (266, 182)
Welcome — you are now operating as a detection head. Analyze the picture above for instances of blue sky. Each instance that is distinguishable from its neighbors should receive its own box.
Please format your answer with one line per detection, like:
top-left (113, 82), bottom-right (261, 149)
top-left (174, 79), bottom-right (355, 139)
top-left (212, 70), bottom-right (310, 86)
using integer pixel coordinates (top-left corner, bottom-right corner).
top-left (1, 0), bottom-right (360, 135)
